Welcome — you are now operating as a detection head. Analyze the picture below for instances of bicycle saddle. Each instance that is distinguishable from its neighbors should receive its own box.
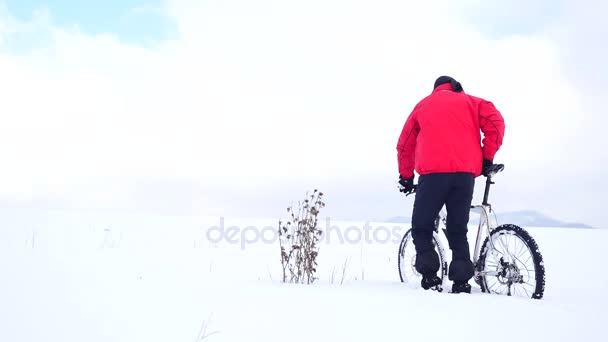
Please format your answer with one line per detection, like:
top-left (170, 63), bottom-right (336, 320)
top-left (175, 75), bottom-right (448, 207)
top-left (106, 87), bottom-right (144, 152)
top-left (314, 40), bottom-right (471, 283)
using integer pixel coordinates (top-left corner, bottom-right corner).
top-left (486, 163), bottom-right (504, 176)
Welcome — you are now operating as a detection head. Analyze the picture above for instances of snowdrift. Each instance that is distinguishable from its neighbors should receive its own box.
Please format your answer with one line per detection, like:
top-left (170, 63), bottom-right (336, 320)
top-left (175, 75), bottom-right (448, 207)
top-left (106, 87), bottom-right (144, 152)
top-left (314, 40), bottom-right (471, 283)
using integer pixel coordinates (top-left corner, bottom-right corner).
top-left (0, 209), bottom-right (604, 341)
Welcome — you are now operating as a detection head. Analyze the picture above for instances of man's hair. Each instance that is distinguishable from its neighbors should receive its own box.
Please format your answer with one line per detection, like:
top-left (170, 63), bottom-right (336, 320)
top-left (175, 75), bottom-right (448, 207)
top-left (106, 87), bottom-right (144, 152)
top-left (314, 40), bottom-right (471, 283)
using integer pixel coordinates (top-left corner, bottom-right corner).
top-left (434, 76), bottom-right (463, 92)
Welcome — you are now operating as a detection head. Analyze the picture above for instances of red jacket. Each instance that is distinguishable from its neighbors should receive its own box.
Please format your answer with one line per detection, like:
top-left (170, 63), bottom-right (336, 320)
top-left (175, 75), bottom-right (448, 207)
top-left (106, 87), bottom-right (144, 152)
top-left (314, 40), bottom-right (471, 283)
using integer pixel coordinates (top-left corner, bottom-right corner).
top-left (397, 83), bottom-right (505, 178)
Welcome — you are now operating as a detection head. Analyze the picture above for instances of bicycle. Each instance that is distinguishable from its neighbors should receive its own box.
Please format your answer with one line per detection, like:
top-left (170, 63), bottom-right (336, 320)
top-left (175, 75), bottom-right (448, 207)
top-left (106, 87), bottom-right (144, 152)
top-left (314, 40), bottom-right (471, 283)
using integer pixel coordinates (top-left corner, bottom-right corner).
top-left (396, 164), bottom-right (546, 299)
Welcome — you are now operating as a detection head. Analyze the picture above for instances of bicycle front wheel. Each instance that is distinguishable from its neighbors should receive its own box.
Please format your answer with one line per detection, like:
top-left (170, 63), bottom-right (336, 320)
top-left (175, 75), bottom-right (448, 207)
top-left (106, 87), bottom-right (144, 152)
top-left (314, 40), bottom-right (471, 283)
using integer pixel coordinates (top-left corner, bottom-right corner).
top-left (478, 224), bottom-right (546, 299)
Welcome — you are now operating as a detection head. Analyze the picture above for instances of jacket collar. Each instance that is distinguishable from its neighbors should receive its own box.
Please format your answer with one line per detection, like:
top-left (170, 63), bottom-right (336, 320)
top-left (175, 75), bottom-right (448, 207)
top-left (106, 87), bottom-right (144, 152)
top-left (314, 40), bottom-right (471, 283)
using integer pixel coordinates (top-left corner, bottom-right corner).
top-left (432, 83), bottom-right (455, 93)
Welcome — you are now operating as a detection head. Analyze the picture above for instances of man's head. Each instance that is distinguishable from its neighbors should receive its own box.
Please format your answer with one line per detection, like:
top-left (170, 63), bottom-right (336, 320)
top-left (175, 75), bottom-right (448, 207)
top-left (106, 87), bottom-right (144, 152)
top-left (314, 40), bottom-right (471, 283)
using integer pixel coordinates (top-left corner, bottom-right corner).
top-left (434, 76), bottom-right (463, 92)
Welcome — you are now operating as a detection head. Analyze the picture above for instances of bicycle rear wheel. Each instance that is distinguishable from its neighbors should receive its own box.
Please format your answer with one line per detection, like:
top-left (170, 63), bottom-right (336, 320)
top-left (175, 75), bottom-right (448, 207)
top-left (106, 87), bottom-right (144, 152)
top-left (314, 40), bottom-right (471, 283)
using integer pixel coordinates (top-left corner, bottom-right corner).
top-left (478, 224), bottom-right (545, 299)
top-left (397, 228), bottom-right (447, 287)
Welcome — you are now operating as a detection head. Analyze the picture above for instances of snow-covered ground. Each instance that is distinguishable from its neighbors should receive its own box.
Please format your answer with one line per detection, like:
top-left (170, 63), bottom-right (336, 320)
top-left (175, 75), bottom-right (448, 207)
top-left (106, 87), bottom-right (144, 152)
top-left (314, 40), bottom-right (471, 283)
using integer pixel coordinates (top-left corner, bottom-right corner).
top-left (0, 208), bottom-right (605, 341)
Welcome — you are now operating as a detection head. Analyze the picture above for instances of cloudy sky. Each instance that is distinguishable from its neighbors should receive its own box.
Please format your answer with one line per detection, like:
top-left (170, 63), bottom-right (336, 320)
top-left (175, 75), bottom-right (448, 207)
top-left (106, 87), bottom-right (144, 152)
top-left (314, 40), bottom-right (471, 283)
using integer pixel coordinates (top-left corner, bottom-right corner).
top-left (0, 0), bottom-right (606, 227)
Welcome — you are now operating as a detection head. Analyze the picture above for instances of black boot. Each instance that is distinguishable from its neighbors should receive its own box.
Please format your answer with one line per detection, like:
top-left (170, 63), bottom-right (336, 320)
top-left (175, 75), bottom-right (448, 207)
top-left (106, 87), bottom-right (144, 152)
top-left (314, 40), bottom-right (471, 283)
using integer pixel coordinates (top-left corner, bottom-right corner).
top-left (421, 274), bottom-right (442, 291)
top-left (451, 281), bottom-right (471, 294)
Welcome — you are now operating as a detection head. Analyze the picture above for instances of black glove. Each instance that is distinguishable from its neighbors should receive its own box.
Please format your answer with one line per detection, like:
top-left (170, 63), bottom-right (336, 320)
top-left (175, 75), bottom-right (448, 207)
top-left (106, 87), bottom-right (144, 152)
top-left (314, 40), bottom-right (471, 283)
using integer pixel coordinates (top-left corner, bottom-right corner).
top-left (482, 159), bottom-right (493, 177)
top-left (398, 175), bottom-right (415, 193)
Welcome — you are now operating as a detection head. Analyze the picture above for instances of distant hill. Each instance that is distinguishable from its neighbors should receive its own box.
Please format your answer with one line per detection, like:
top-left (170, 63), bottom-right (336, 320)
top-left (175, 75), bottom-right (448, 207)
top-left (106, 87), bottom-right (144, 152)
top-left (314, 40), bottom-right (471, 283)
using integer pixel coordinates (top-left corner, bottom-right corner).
top-left (385, 210), bottom-right (593, 228)
top-left (493, 210), bottom-right (593, 229)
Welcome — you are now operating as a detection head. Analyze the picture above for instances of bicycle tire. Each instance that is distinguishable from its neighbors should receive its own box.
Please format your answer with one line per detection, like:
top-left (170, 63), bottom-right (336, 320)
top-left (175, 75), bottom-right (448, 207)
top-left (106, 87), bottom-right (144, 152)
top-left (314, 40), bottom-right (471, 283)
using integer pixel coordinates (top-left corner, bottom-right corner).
top-left (478, 224), bottom-right (546, 299)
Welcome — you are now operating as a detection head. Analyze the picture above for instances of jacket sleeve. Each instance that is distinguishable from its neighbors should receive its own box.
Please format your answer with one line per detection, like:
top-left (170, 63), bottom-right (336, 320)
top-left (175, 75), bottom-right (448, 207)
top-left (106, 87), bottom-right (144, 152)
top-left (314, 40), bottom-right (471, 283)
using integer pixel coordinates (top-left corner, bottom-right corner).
top-left (479, 100), bottom-right (505, 161)
top-left (396, 107), bottom-right (420, 178)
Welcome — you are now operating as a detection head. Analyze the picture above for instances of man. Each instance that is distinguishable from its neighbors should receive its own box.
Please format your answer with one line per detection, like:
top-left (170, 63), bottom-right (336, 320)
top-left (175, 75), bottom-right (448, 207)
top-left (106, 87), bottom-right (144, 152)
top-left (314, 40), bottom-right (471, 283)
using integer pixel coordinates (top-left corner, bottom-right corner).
top-left (396, 76), bottom-right (505, 294)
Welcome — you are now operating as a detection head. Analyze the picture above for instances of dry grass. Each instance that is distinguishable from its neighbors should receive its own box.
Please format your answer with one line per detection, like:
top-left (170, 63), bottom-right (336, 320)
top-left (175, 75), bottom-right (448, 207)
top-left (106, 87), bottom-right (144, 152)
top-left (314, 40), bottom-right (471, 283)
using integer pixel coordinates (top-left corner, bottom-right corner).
top-left (278, 189), bottom-right (325, 284)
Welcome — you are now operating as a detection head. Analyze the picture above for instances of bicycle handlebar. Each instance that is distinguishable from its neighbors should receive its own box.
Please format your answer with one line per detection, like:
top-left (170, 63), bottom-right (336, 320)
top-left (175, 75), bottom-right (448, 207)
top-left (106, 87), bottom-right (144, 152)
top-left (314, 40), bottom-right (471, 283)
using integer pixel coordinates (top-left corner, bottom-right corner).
top-left (398, 163), bottom-right (505, 198)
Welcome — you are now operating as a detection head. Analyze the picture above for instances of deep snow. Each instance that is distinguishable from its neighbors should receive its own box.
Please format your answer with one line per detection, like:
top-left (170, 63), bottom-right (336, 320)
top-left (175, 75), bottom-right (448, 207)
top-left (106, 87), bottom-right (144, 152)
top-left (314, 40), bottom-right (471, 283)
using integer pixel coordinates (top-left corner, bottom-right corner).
top-left (0, 208), bottom-right (605, 341)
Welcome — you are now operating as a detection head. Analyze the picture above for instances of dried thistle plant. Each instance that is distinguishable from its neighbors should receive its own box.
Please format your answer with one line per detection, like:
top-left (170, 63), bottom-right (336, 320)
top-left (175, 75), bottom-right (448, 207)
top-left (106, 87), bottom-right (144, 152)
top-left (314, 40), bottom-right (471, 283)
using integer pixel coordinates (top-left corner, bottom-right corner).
top-left (278, 189), bottom-right (325, 284)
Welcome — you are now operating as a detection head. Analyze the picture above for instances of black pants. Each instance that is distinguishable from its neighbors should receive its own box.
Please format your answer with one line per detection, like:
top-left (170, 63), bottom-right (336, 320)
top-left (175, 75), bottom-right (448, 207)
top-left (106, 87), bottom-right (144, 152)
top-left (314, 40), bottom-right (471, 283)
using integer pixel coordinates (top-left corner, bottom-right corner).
top-left (411, 172), bottom-right (475, 282)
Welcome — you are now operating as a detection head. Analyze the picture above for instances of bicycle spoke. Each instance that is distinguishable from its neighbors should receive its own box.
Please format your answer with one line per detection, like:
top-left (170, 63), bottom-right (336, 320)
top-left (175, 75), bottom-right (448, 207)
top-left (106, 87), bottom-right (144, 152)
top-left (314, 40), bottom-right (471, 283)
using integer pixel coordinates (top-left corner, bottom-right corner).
top-left (515, 238), bottom-right (528, 261)
top-left (521, 253), bottom-right (532, 266)
top-left (487, 280), bottom-right (500, 293)
top-left (516, 278), bottom-right (536, 290)
top-left (513, 238), bottom-right (533, 265)
top-left (497, 236), bottom-right (511, 260)
top-left (489, 248), bottom-right (506, 261)
top-left (487, 278), bottom-right (507, 294)
top-left (515, 285), bottom-right (529, 297)
top-left (518, 284), bottom-right (531, 297)
top-left (495, 283), bottom-right (507, 294)
top-left (480, 270), bottom-right (500, 277)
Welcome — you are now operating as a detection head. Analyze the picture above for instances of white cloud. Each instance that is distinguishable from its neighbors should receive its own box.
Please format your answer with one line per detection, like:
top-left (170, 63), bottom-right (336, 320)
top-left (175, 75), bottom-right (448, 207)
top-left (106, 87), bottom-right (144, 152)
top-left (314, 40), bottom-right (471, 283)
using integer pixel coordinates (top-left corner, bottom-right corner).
top-left (0, 0), bottom-right (604, 226)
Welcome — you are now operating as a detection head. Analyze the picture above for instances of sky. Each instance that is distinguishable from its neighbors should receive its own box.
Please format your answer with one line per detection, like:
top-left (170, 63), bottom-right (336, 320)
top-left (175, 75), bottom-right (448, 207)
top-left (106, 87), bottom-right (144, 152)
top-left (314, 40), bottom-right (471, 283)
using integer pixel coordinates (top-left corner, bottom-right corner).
top-left (0, 0), bottom-right (606, 227)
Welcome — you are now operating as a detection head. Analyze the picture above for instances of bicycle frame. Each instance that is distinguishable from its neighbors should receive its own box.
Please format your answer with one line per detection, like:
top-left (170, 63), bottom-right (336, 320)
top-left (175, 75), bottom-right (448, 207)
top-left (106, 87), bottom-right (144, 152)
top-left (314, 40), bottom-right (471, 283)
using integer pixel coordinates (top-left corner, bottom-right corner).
top-left (472, 175), bottom-right (499, 265)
